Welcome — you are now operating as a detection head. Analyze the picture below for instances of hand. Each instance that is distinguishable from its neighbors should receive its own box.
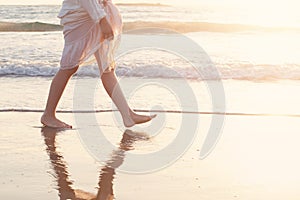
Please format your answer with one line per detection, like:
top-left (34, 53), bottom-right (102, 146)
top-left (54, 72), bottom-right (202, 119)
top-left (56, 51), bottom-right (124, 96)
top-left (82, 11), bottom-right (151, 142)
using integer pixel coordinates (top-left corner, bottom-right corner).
top-left (100, 17), bottom-right (114, 41)
top-left (102, 0), bottom-right (108, 7)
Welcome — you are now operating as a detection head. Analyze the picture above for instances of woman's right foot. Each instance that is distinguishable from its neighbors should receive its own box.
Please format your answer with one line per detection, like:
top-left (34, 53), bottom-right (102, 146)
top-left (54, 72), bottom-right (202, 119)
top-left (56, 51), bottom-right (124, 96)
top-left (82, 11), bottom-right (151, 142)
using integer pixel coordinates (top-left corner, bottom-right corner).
top-left (41, 114), bottom-right (72, 129)
top-left (123, 112), bottom-right (156, 128)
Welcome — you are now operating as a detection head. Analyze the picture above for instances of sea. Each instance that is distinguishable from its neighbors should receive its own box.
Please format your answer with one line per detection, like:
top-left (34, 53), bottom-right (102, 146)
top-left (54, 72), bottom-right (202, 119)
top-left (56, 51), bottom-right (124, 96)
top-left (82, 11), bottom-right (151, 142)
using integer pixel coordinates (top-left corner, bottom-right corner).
top-left (1, 3), bottom-right (300, 80)
top-left (0, 3), bottom-right (300, 112)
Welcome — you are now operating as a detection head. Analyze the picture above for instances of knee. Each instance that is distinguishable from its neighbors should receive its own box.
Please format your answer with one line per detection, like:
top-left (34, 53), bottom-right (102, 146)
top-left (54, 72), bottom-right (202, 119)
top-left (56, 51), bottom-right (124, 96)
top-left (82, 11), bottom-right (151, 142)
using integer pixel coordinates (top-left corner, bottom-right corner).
top-left (61, 66), bottom-right (79, 76)
top-left (68, 66), bottom-right (79, 75)
top-left (101, 69), bottom-right (115, 78)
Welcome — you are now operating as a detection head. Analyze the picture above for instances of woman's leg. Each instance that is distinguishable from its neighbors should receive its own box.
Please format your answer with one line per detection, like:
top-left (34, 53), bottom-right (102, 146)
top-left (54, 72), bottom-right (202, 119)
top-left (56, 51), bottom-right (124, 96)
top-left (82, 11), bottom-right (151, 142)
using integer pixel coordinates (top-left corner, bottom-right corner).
top-left (101, 70), bottom-right (156, 127)
top-left (41, 66), bottom-right (79, 128)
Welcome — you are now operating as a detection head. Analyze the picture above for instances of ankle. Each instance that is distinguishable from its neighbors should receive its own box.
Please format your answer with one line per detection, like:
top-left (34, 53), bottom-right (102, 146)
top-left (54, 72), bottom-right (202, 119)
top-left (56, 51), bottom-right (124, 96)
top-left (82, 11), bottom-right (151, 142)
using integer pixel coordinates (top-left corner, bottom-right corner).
top-left (42, 111), bottom-right (56, 119)
top-left (128, 109), bottom-right (135, 116)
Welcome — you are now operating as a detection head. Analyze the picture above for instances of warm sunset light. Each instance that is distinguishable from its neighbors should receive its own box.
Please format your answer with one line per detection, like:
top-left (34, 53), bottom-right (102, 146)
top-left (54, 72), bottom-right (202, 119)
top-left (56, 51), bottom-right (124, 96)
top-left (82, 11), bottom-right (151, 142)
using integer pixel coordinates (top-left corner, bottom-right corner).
top-left (1, 0), bottom-right (298, 27)
top-left (238, 1), bottom-right (300, 27)
top-left (1, 0), bottom-right (300, 199)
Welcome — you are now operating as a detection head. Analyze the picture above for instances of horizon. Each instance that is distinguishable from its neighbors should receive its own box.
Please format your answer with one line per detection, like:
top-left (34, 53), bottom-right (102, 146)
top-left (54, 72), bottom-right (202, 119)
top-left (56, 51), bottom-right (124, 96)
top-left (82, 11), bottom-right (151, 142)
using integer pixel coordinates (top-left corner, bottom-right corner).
top-left (0, 1), bottom-right (198, 9)
top-left (0, 0), bottom-right (289, 5)
top-left (0, 0), bottom-right (182, 5)
top-left (0, 0), bottom-right (299, 9)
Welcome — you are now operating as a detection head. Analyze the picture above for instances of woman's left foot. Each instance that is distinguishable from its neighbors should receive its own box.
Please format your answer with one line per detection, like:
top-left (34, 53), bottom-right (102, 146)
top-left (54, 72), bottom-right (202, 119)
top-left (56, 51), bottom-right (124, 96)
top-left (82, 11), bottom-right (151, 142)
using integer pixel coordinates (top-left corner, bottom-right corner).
top-left (41, 114), bottom-right (72, 129)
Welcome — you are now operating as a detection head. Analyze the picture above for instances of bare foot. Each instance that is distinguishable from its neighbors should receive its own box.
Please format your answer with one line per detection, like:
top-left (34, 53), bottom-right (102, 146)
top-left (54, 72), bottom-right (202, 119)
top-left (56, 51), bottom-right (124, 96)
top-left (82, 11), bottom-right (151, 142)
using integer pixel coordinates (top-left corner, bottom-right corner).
top-left (123, 112), bottom-right (157, 128)
top-left (41, 114), bottom-right (72, 129)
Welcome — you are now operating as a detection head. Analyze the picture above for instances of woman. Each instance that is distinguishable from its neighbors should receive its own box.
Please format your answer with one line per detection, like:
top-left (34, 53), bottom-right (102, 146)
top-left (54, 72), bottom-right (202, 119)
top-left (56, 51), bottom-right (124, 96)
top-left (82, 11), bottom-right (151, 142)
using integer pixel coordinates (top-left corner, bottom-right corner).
top-left (41, 0), bottom-right (156, 128)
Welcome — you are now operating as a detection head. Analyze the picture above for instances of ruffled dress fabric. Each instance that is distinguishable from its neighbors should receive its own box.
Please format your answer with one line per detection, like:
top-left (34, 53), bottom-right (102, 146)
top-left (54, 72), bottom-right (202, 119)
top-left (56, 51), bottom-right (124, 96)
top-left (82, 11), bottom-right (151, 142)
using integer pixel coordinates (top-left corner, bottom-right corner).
top-left (58, 0), bottom-right (122, 74)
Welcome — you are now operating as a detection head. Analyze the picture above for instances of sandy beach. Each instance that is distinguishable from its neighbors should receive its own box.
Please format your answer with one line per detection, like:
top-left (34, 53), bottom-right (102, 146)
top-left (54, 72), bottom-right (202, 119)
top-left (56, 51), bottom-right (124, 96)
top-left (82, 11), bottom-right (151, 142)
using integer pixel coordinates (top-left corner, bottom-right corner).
top-left (1, 112), bottom-right (300, 199)
top-left (1, 79), bottom-right (300, 199)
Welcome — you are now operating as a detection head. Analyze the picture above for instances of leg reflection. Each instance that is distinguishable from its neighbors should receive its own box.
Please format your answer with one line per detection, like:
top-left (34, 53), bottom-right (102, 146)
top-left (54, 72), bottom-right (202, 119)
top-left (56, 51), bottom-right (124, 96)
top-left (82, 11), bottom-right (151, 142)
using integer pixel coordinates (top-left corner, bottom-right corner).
top-left (96, 130), bottom-right (149, 200)
top-left (41, 127), bottom-right (148, 200)
top-left (41, 127), bottom-right (76, 200)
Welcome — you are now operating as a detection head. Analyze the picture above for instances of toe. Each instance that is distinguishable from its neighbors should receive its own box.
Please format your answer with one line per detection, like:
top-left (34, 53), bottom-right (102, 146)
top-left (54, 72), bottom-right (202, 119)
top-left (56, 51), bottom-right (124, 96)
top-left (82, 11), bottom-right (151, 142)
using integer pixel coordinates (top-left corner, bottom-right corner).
top-left (150, 114), bottom-right (157, 119)
top-left (62, 122), bottom-right (72, 129)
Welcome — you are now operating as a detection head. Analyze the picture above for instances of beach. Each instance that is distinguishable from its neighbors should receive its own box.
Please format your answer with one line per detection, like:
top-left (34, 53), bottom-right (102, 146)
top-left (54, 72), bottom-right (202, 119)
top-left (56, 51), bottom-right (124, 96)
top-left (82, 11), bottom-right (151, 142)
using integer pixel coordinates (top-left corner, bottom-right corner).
top-left (1, 79), bottom-right (300, 199)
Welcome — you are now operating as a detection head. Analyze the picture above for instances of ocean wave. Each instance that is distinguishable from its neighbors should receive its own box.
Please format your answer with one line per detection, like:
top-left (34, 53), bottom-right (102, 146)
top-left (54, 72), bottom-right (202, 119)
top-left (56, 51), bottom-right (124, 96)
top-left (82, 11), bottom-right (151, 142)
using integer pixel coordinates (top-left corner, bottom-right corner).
top-left (123, 21), bottom-right (300, 33)
top-left (1, 21), bottom-right (298, 33)
top-left (1, 63), bottom-right (300, 81)
top-left (0, 21), bottom-right (62, 32)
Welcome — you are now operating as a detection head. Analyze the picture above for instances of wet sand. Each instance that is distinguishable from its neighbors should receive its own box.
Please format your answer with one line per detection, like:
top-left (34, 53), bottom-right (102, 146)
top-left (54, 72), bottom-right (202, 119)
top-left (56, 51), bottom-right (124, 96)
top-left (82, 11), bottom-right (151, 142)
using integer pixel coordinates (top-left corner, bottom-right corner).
top-left (1, 110), bottom-right (300, 200)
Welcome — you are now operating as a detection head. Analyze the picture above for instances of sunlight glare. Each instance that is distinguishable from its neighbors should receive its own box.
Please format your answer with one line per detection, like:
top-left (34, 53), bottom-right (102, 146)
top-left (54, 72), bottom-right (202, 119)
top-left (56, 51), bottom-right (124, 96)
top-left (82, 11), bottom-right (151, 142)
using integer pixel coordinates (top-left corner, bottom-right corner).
top-left (243, 1), bottom-right (300, 27)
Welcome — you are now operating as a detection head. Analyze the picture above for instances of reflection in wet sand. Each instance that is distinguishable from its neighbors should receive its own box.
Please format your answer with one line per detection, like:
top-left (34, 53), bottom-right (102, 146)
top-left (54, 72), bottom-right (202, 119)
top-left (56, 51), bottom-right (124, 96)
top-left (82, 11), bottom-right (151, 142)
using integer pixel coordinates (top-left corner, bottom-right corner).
top-left (41, 127), bottom-right (148, 200)
top-left (42, 127), bottom-right (77, 199)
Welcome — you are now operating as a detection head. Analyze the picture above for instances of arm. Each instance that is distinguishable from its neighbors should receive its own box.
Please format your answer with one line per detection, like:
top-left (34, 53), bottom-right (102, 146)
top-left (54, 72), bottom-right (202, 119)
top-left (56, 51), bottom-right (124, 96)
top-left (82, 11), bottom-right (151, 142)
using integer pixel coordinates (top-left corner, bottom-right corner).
top-left (79, 0), bottom-right (107, 23)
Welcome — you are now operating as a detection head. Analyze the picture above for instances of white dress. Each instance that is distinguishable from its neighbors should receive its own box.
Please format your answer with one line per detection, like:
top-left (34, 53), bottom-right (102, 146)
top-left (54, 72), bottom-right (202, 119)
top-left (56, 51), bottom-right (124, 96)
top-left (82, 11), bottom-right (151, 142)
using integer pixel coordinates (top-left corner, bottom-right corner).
top-left (58, 0), bottom-right (122, 74)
